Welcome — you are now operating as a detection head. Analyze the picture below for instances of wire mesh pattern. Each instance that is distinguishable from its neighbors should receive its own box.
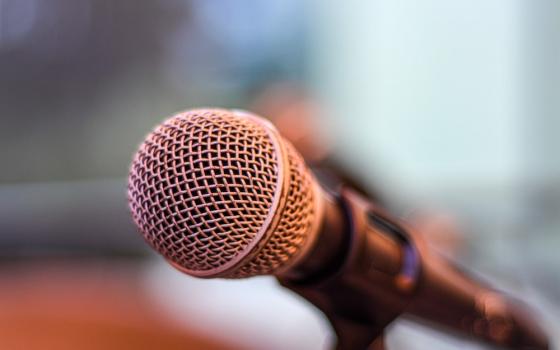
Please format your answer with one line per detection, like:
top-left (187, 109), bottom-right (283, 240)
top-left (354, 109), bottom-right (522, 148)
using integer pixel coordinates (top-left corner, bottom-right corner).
top-left (232, 140), bottom-right (315, 277)
top-left (128, 109), bottom-right (317, 277)
top-left (128, 109), bottom-right (279, 274)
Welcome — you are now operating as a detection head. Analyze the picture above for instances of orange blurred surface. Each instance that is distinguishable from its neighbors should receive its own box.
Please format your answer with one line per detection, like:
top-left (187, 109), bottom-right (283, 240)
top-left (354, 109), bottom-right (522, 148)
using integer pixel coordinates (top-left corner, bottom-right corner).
top-left (0, 261), bottom-right (237, 350)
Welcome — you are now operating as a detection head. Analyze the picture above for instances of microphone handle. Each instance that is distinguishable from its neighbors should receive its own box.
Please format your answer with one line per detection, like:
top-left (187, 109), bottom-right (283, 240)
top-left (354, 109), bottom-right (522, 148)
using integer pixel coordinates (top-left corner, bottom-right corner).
top-left (279, 188), bottom-right (549, 350)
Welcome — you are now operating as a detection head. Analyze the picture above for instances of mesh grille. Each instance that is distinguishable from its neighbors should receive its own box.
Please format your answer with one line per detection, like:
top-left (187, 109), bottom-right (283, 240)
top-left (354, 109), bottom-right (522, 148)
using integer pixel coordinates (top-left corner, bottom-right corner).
top-left (128, 109), bottom-right (279, 274)
top-left (232, 141), bottom-right (316, 277)
top-left (128, 109), bottom-right (317, 277)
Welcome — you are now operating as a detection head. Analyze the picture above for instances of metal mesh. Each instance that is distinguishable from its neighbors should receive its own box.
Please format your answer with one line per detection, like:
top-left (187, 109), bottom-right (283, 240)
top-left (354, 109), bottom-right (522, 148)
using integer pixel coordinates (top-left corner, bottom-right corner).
top-left (232, 141), bottom-right (315, 277)
top-left (128, 109), bottom-right (316, 277)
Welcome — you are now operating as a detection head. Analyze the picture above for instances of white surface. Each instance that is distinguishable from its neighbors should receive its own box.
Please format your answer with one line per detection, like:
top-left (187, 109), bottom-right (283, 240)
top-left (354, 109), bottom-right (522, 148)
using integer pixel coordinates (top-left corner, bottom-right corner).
top-left (143, 260), bottom-right (333, 350)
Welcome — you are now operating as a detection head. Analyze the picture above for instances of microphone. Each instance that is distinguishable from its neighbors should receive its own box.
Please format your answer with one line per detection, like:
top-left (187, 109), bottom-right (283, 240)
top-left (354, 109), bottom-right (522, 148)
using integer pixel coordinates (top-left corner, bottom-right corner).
top-left (128, 109), bottom-right (548, 349)
top-left (128, 108), bottom-right (323, 278)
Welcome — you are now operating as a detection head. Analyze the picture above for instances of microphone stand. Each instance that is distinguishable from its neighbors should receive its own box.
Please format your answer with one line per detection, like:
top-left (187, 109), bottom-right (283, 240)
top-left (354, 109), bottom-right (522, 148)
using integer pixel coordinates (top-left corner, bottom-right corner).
top-left (277, 188), bottom-right (549, 350)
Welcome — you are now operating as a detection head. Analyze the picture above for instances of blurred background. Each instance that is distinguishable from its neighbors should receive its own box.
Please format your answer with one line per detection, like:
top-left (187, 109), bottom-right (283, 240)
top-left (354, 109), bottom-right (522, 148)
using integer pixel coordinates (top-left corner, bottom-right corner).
top-left (0, 0), bottom-right (558, 349)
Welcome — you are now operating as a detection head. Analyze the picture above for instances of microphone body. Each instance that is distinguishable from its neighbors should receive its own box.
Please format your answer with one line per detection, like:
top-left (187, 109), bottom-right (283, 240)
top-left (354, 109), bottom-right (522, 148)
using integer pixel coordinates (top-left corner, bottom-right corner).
top-left (280, 187), bottom-right (548, 349)
top-left (128, 109), bottom-right (548, 349)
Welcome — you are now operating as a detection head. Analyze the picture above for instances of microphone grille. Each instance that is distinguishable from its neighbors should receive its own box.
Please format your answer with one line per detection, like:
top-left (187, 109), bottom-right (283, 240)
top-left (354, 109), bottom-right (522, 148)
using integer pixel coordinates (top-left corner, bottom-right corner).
top-left (128, 109), bottom-right (319, 278)
top-left (232, 139), bottom-right (316, 278)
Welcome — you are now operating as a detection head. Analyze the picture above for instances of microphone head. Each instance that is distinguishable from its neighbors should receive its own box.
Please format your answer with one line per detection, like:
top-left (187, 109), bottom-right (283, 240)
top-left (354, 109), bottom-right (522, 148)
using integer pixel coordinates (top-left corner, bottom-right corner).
top-left (128, 109), bottom-right (323, 278)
